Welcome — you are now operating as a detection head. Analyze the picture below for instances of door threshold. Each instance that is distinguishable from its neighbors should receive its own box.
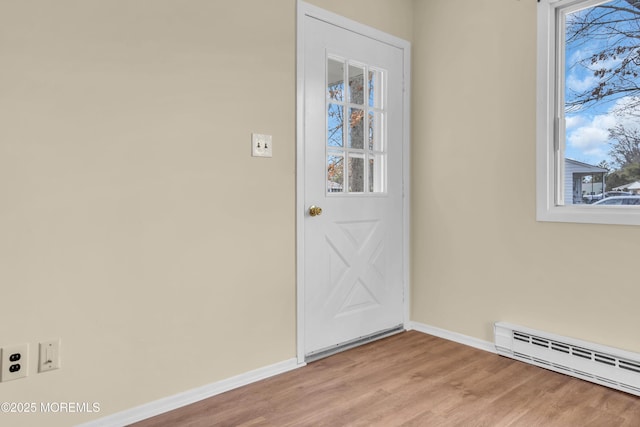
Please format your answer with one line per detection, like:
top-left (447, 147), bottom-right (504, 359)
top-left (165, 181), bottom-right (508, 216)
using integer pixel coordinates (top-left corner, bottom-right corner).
top-left (305, 325), bottom-right (404, 363)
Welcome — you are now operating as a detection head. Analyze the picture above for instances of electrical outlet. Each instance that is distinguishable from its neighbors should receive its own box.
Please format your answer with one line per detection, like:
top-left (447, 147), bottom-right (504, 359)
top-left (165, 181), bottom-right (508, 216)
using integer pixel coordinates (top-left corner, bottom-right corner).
top-left (38, 339), bottom-right (61, 373)
top-left (1, 343), bottom-right (29, 382)
top-left (251, 133), bottom-right (273, 157)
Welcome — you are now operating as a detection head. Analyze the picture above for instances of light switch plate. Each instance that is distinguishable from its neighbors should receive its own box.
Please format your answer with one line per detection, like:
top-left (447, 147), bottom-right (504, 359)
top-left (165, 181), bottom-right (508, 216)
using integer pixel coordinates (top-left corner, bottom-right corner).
top-left (252, 133), bottom-right (273, 157)
top-left (38, 339), bottom-right (60, 373)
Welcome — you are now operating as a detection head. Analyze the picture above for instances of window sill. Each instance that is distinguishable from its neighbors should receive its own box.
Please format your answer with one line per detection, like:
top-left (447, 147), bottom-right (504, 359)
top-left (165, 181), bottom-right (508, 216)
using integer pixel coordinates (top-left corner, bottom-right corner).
top-left (537, 204), bottom-right (640, 226)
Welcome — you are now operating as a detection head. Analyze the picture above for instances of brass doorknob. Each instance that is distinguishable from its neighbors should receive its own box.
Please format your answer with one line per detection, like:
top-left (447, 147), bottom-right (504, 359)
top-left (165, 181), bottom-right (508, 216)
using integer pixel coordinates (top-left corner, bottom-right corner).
top-left (309, 205), bottom-right (323, 217)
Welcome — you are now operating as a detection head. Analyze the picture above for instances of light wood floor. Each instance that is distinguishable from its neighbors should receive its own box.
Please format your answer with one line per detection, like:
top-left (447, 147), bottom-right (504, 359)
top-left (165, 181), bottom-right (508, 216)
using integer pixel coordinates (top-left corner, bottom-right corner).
top-left (131, 331), bottom-right (640, 426)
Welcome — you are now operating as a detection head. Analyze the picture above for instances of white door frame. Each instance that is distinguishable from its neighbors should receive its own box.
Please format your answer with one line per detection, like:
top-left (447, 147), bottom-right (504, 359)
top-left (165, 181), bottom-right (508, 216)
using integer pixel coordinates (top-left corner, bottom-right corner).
top-left (296, 1), bottom-right (411, 364)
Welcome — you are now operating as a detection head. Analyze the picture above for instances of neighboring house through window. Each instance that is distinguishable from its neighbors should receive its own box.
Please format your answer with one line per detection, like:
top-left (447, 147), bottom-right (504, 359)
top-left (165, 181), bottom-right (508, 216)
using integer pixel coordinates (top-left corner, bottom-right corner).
top-left (564, 158), bottom-right (608, 204)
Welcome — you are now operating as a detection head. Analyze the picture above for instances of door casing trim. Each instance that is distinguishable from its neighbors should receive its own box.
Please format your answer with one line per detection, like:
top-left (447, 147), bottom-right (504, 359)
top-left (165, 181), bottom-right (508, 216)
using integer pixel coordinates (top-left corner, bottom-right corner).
top-left (296, 0), bottom-right (411, 364)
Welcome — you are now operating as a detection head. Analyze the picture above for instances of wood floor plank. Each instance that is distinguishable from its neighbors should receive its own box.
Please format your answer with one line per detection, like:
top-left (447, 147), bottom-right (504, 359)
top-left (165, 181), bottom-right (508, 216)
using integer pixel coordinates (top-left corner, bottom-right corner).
top-left (131, 331), bottom-right (640, 426)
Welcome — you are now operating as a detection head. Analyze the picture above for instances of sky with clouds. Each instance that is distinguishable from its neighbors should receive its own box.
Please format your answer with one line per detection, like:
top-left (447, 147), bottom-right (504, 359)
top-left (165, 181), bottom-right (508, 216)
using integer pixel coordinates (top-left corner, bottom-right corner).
top-left (563, 0), bottom-right (639, 167)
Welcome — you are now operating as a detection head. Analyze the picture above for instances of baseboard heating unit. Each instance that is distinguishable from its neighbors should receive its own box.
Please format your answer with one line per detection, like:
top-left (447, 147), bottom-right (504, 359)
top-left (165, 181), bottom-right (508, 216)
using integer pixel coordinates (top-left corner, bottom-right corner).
top-left (494, 322), bottom-right (640, 397)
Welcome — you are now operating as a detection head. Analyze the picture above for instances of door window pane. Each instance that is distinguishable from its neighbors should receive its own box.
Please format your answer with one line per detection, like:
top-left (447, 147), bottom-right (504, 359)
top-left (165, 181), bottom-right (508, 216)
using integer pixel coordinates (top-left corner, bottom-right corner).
top-left (368, 69), bottom-right (383, 108)
top-left (348, 154), bottom-right (365, 193)
top-left (348, 107), bottom-right (365, 149)
top-left (327, 104), bottom-right (344, 147)
top-left (348, 64), bottom-right (365, 105)
top-left (327, 58), bottom-right (344, 101)
top-left (369, 155), bottom-right (385, 193)
top-left (368, 111), bottom-right (384, 152)
top-left (328, 152), bottom-right (344, 193)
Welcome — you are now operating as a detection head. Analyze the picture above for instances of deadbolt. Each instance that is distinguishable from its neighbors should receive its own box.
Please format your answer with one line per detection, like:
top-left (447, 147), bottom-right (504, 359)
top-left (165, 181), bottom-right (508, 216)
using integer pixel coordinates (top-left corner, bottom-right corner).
top-left (309, 205), bottom-right (323, 217)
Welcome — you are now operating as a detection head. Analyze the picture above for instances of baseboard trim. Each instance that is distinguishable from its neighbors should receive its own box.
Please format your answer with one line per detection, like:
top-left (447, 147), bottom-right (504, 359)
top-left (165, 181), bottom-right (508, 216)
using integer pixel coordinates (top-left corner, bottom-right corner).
top-left (76, 358), bottom-right (303, 427)
top-left (409, 321), bottom-right (496, 354)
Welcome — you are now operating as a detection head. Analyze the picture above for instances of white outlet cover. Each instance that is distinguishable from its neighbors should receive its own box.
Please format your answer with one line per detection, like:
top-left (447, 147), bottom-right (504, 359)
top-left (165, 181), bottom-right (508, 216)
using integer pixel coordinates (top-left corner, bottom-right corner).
top-left (252, 133), bottom-right (273, 157)
top-left (1, 343), bottom-right (29, 382)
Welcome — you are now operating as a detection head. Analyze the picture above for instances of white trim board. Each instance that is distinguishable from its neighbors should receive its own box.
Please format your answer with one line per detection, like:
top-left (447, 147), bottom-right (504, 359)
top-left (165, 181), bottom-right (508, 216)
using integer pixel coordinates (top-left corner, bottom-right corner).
top-left (76, 358), bottom-right (302, 427)
top-left (409, 322), bottom-right (496, 354)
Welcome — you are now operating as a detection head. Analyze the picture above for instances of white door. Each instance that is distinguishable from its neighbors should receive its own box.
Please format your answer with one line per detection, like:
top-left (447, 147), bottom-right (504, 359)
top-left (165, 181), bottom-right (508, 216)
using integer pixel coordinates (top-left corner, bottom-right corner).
top-left (299, 7), bottom-right (408, 359)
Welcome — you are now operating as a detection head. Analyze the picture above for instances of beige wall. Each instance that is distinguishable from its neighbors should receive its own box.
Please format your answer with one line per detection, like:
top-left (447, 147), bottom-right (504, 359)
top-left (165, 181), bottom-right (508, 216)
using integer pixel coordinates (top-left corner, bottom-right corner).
top-left (411, 0), bottom-right (640, 353)
top-left (0, 0), bottom-right (412, 425)
top-left (2, 0), bottom-right (639, 425)
top-left (305, 0), bottom-right (414, 42)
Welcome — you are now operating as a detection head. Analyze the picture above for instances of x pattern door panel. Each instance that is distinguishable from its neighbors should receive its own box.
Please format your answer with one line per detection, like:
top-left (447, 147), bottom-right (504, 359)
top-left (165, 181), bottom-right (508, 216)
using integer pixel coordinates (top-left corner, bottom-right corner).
top-left (327, 219), bottom-right (385, 318)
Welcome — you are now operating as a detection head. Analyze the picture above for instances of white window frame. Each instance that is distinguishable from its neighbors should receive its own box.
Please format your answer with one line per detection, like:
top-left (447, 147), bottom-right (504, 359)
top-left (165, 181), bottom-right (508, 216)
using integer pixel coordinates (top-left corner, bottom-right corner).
top-left (537, 0), bottom-right (640, 225)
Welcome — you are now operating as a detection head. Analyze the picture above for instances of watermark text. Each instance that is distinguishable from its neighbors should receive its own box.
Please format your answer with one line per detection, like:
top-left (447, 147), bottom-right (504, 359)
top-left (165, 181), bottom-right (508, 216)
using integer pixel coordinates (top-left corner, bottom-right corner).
top-left (1, 402), bottom-right (100, 414)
